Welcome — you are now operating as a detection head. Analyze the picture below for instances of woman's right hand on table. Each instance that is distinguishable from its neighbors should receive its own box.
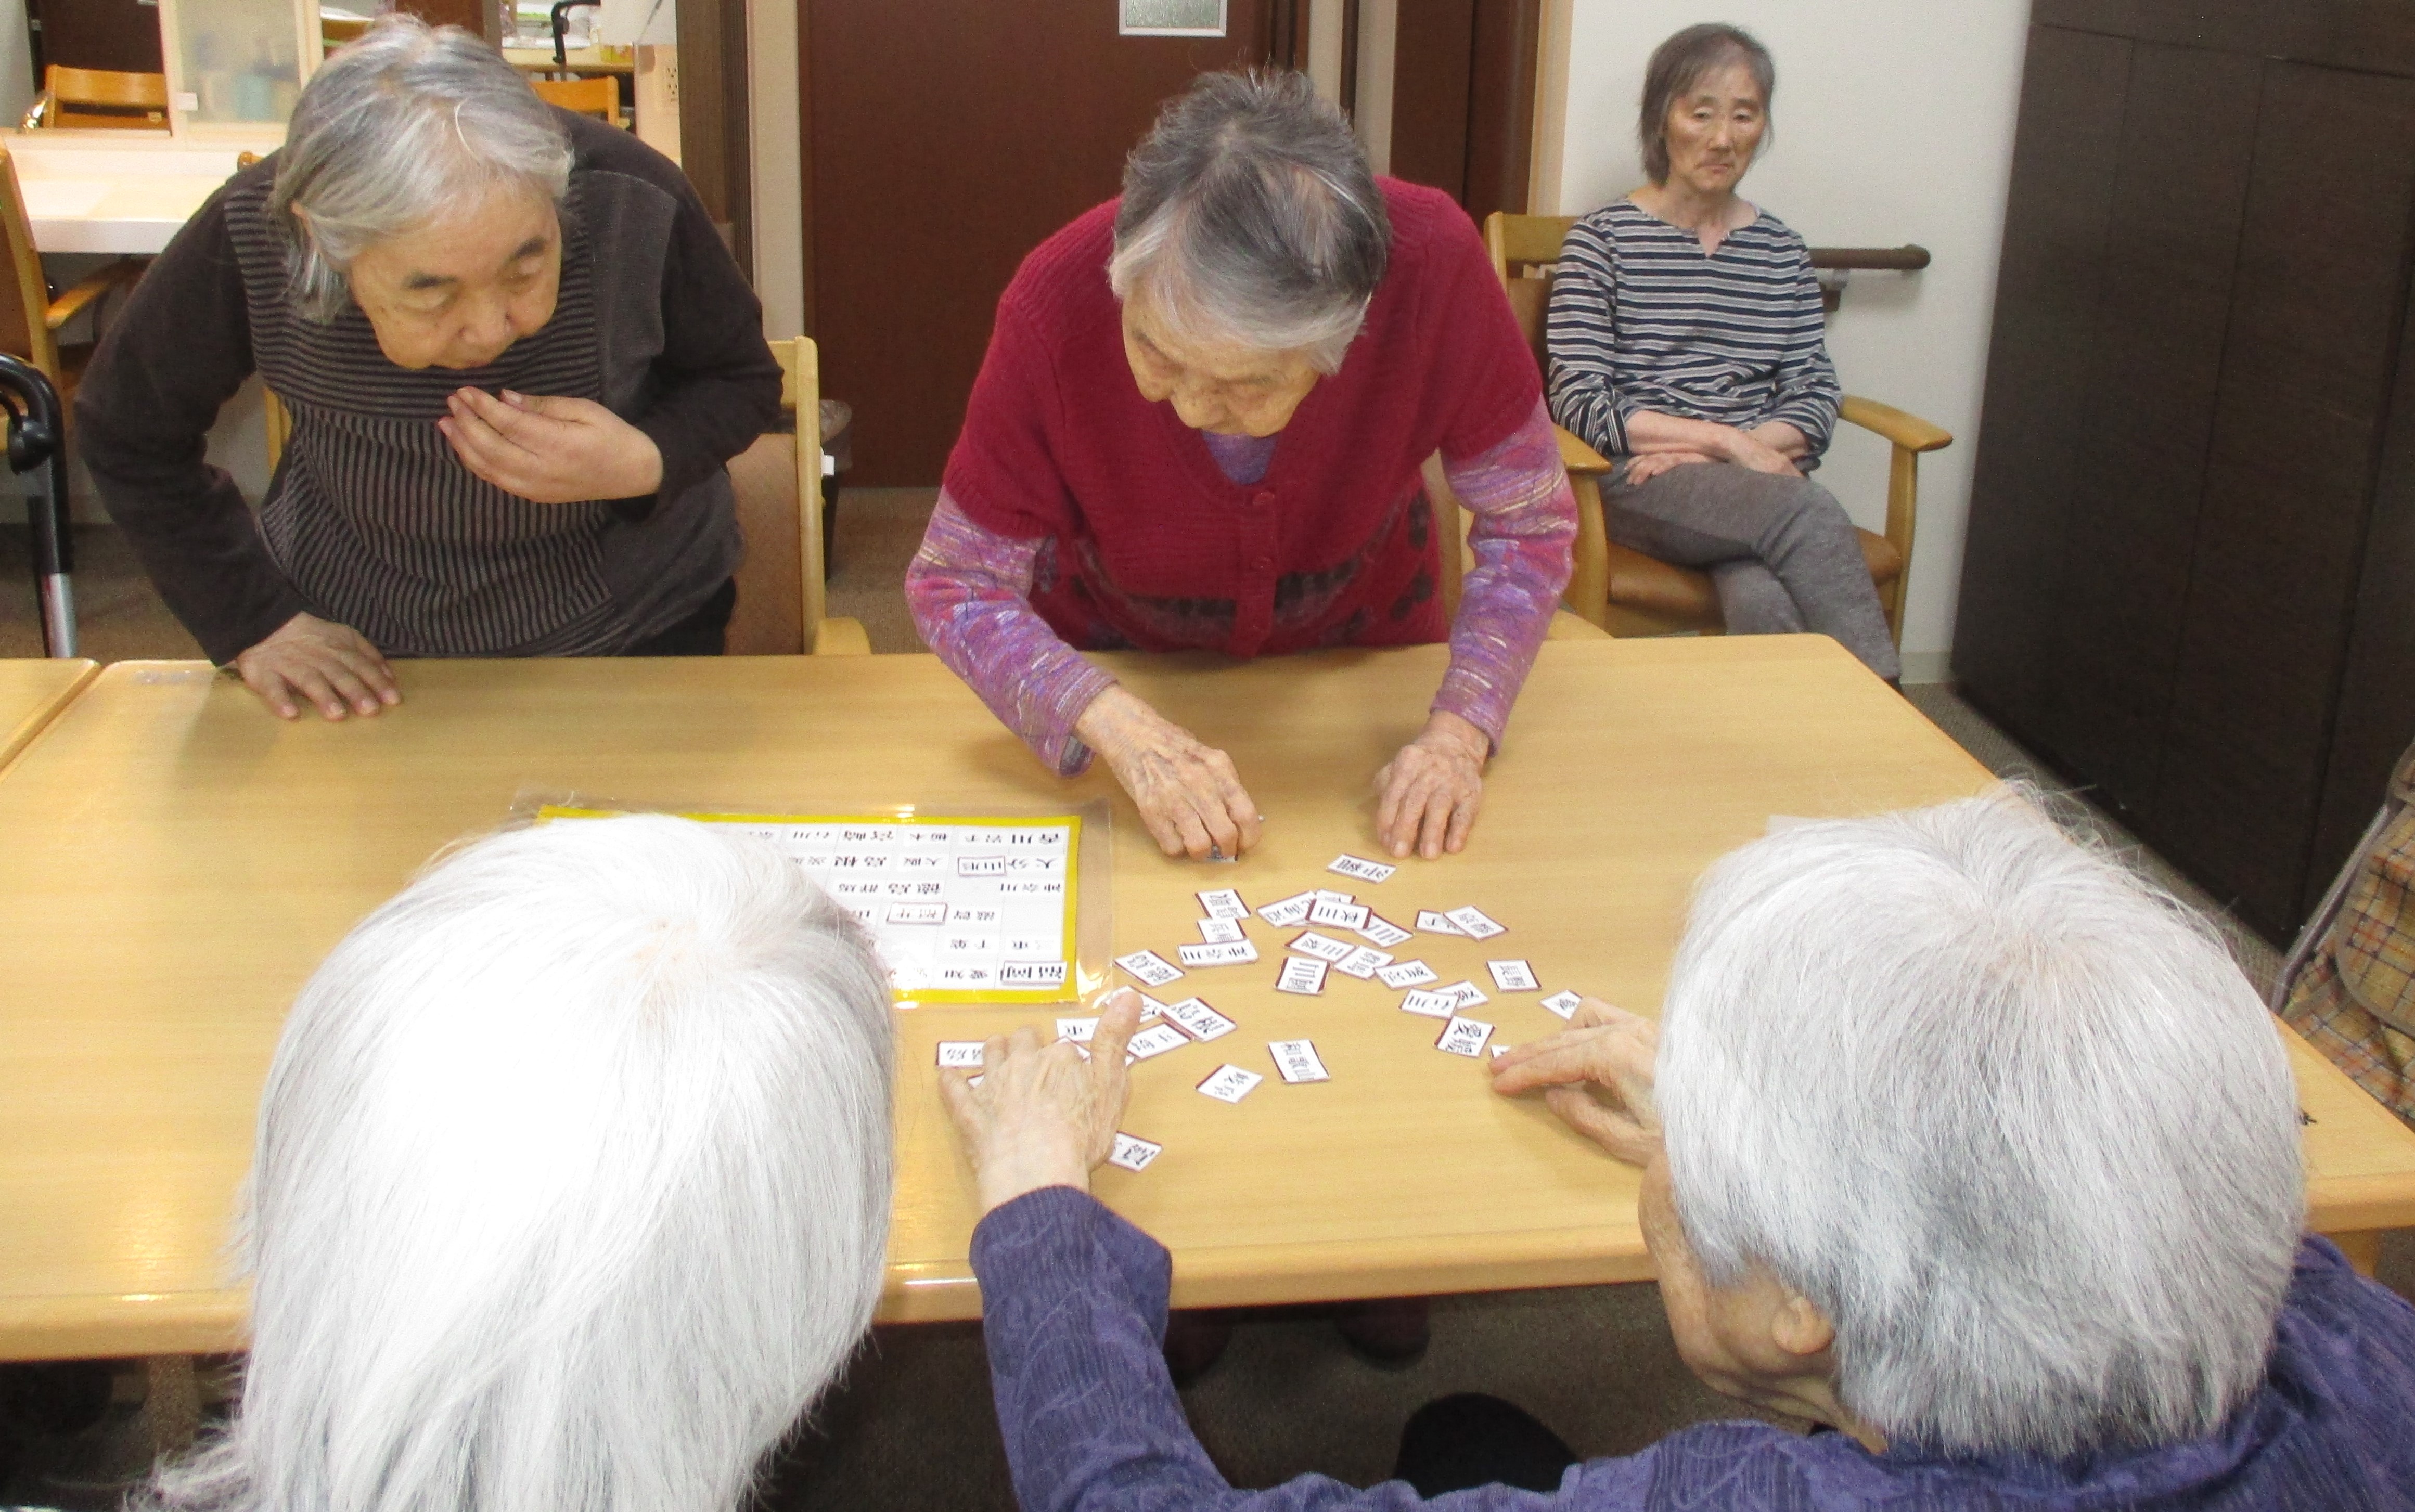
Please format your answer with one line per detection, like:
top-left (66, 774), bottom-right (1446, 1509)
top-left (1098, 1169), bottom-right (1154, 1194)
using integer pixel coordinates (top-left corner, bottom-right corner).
top-left (232, 611), bottom-right (401, 721)
top-left (1075, 685), bottom-right (1263, 861)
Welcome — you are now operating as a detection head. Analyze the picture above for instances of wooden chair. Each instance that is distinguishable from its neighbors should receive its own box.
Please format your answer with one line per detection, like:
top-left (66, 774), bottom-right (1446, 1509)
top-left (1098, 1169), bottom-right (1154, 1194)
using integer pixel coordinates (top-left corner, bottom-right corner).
top-left (0, 149), bottom-right (146, 400)
top-left (1420, 453), bottom-right (1610, 642)
top-left (529, 76), bottom-right (622, 123)
top-left (1483, 212), bottom-right (1951, 643)
top-left (24, 67), bottom-right (170, 131)
top-left (723, 337), bottom-right (869, 654)
top-left (265, 333), bottom-right (862, 656)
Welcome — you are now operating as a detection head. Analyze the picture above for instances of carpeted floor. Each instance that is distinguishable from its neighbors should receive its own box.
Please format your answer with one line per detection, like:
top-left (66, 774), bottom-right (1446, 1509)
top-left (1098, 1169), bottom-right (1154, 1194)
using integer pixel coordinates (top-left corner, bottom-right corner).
top-left (0, 498), bottom-right (2407, 1511)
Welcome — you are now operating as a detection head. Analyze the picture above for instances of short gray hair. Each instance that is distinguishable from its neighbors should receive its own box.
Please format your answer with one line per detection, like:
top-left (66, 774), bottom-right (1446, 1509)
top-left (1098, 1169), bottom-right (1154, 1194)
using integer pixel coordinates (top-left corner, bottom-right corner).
top-left (1637, 23), bottom-right (1775, 184)
top-left (140, 814), bottom-right (896, 1512)
top-left (1110, 70), bottom-right (1390, 373)
top-left (1658, 789), bottom-right (2303, 1456)
top-left (271, 16), bottom-right (573, 322)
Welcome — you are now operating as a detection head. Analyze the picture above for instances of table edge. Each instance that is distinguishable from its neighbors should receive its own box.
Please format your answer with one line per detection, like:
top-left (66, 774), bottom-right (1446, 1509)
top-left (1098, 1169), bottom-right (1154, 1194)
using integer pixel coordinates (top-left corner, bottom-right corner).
top-left (0, 660), bottom-right (97, 778)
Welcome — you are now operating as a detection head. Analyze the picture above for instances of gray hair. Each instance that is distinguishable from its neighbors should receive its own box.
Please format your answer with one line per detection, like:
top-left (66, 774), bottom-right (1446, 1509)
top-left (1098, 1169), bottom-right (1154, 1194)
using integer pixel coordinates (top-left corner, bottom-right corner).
top-left (139, 814), bottom-right (896, 1512)
top-left (1637, 23), bottom-right (1775, 184)
top-left (271, 16), bottom-right (573, 322)
top-left (1109, 69), bottom-right (1390, 374)
top-left (1657, 789), bottom-right (2303, 1456)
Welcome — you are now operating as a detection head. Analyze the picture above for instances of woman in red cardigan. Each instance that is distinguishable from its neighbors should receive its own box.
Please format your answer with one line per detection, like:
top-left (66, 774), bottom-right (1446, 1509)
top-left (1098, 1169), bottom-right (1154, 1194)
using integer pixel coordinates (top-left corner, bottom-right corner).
top-left (908, 71), bottom-right (1577, 862)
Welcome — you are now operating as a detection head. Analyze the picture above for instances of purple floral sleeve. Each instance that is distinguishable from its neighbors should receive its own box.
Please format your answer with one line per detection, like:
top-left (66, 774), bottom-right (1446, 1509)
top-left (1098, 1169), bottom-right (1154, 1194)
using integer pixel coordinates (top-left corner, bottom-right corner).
top-left (906, 399), bottom-right (1574, 774)
top-left (1434, 398), bottom-right (1578, 748)
top-left (905, 494), bottom-right (1117, 777)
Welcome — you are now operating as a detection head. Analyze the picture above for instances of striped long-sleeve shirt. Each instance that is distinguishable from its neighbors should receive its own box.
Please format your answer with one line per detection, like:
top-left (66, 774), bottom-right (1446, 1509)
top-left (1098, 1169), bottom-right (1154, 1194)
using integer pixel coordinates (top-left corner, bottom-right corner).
top-left (1545, 199), bottom-right (1840, 460)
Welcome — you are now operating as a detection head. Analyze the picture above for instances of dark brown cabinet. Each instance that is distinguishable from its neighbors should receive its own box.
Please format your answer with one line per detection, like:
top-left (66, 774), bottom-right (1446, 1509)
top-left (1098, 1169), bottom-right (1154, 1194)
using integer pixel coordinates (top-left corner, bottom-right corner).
top-left (1955, 2), bottom-right (2415, 942)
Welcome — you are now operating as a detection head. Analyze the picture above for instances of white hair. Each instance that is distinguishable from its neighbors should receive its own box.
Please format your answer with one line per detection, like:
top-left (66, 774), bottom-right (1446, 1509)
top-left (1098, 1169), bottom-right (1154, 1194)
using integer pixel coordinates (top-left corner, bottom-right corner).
top-left (271, 16), bottom-right (573, 322)
top-left (1109, 70), bottom-right (1390, 374)
top-left (1657, 789), bottom-right (2304, 1456)
top-left (140, 814), bottom-right (895, 1512)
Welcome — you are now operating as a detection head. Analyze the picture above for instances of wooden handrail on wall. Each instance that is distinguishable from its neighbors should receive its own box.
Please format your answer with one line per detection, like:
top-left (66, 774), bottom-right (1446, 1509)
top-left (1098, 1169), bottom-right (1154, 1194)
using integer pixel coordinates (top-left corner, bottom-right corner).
top-left (1808, 245), bottom-right (1931, 311)
top-left (1808, 244), bottom-right (1932, 272)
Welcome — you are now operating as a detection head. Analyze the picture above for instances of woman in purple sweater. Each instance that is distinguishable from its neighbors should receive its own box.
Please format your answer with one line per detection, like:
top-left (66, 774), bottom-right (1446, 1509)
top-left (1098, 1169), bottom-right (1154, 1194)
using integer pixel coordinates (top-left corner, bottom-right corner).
top-left (942, 792), bottom-right (2415, 1509)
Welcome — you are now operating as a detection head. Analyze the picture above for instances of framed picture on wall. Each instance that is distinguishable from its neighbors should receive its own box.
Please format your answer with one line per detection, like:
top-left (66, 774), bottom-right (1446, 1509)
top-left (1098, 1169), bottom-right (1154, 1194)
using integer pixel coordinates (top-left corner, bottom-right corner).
top-left (1117, 0), bottom-right (1226, 38)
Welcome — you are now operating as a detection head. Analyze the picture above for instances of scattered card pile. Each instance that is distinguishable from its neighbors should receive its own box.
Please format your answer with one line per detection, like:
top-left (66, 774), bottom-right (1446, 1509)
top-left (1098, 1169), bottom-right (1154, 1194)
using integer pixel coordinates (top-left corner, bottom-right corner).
top-left (1055, 857), bottom-right (1620, 1177)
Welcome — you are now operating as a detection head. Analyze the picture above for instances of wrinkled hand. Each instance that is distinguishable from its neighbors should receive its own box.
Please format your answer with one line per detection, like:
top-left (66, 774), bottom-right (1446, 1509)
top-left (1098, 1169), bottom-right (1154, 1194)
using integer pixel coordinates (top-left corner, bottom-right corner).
top-left (1621, 449), bottom-right (1717, 486)
top-left (939, 989), bottom-right (1143, 1214)
top-left (232, 611), bottom-right (401, 721)
top-left (1374, 710), bottom-right (1488, 859)
top-left (1076, 685), bottom-right (1264, 860)
top-left (1722, 430), bottom-right (1803, 477)
top-left (437, 387), bottom-right (664, 503)
top-left (1488, 997), bottom-right (1662, 1165)
top-left (1745, 420), bottom-right (1811, 461)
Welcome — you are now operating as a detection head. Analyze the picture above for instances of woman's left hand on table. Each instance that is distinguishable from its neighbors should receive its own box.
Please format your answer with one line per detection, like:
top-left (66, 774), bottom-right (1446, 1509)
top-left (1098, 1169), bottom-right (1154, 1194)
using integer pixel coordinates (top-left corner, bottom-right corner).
top-left (1374, 710), bottom-right (1489, 859)
top-left (439, 387), bottom-right (664, 503)
top-left (1488, 997), bottom-right (1662, 1166)
top-left (939, 989), bottom-right (1143, 1215)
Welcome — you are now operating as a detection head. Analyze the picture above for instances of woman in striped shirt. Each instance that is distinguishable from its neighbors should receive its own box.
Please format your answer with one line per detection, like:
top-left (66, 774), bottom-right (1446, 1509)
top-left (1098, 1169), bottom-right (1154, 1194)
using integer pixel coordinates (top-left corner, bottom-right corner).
top-left (1546, 24), bottom-right (1898, 682)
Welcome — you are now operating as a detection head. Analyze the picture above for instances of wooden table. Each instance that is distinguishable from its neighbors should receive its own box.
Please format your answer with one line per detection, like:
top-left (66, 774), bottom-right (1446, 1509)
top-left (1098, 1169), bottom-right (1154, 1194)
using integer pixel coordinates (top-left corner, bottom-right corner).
top-left (2, 137), bottom-right (275, 255)
top-left (0, 657), bottom-right (95, 774)
top-left (2, 638), bottom-right (2410, 1361)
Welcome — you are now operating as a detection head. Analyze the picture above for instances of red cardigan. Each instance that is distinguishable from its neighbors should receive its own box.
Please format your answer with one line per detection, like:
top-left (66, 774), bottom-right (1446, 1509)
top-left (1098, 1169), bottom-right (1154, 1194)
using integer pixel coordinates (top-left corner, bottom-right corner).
top-left (941, 180), bottom-right (1541, 658)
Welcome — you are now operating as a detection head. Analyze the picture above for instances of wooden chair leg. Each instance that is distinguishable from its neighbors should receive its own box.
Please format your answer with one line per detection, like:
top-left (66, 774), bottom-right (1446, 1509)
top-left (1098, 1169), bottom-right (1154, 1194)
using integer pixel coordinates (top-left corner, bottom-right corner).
top-left (1881, 443), bottom-right (1918, 646)
top-left (1568, 473), bottom-right (1611, 631)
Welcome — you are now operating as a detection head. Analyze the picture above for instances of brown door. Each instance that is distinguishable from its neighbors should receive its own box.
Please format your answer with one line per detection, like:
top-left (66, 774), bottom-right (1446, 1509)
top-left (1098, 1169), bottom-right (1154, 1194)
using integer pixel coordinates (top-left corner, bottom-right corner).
top-left (1385, 0), bottom-right (1537, 222)
top-left (803, 0), bottom-right (1274, 485)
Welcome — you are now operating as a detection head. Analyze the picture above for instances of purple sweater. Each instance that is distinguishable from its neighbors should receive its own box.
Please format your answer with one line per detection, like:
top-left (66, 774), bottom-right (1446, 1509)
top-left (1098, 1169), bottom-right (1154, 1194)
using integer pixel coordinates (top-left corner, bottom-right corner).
top-left (971, 1186), bottom-right (2415, 1511)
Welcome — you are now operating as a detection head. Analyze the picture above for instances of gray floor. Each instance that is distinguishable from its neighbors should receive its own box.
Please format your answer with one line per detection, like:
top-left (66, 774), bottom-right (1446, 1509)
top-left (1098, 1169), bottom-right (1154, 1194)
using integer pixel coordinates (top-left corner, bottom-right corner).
top-left (0, 501), bottom-right (2404, 1510)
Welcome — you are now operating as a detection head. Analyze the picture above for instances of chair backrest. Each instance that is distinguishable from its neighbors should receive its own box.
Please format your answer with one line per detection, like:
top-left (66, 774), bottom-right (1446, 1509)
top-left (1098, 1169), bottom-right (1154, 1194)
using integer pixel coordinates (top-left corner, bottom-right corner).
top-left (44, 66), bottom-right (169, 130)
top-left (725, 337), bottom-right (841, 654)
top-left (529, 76), bottom-right (620, 121)
top-left (1483, 213), bottom-right (1576, 375)
top-left (0, 150), bottom-right (59, 379)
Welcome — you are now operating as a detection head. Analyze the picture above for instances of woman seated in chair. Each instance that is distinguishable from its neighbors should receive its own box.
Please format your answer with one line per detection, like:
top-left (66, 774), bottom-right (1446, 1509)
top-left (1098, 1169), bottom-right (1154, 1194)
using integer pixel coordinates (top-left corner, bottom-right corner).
top-left (1548, 24), bottom-right (1897, 682)
top-left (79, 17), bottom-right (780, 720)
top-left (945, 791), bottom-right (2415, 1509)
top-left (908, 70), bottom-right (1576, 865)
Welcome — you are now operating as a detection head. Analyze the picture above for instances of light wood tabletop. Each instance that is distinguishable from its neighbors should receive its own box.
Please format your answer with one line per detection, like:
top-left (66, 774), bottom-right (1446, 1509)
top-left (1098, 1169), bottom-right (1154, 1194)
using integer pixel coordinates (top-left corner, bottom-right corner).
top-left (0, 657), bottom-right (95, 774)
top-left (1, 639), bottom-right (2409, 1361)
top-left (2, 138), bottom-right (270, 255)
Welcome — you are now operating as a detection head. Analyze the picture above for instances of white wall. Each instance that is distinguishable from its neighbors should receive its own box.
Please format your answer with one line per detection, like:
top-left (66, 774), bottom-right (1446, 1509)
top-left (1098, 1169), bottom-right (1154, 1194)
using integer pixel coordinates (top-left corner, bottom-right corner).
top-left (0, 0), bottom-right (32, 127)
top-left (1541, 1), bottom-right (2030, 677)
top-left (746, 0), bottom-right (805, 340)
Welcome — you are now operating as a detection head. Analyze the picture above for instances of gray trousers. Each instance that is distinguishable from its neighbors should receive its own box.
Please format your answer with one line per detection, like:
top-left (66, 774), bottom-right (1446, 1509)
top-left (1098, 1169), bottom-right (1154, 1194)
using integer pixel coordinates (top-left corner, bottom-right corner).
top-left (1604, 461), bottom-right (1901, 681)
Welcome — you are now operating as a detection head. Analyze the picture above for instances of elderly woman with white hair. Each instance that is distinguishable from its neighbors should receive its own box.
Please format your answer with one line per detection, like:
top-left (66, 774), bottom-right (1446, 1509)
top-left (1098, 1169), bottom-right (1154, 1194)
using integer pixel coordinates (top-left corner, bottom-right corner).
top-left (944, 792), bottom-right (2415, 1507)
top-left (139, 813), bottom-right (895, 1512)
top-left (907, 70), bottom-right (1576, 864)
top-left (80, 18), bottom-right (781, 721)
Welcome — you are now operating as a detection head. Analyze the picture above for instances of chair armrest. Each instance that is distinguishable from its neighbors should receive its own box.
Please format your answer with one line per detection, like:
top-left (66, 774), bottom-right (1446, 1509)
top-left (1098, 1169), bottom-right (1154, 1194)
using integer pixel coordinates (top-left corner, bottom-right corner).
top-left (1838, 395), bottom-right (1951, 454)
top-left (1554, 424), bottom-right (1614, 475)
top-left (811, 616), bottom-right (872, 656)
top-left (45, 260), bottom-right (146, 331)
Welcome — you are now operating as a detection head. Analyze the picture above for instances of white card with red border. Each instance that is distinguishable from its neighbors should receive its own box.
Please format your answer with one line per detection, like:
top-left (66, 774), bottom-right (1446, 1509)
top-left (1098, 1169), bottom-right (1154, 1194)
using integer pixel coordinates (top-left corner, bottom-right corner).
top-left (1197, 1064), bottom-right (1264, 1103)
top-left (1435, 1016), bottom-right (1496, 1057)
top-left (1277, 957), bottom-right (1330, 994)
top-left (1116, 949), bottom-right (1184, 987)
top-left (1108, 1132), bottom-right (1163, 1172)
top-left (1487, 959), bottom-right (1539, 992)
top-left (1445, 906), bottom-right (1507, 940)
top-left (1269, 1038), bottom-right (1331, 1083)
